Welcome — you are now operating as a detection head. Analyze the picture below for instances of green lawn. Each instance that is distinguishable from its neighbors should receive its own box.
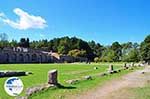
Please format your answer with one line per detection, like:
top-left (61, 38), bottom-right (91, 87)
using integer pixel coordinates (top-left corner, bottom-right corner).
top-left (132, 85), bottom-right (150, 99)
top-left (0, 63), bottom-right (136, 99)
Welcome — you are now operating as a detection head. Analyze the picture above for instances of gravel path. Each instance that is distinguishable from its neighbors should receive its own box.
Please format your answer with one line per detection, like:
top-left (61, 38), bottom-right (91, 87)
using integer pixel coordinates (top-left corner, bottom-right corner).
top-left (72, 66), bottom-right (150, 99)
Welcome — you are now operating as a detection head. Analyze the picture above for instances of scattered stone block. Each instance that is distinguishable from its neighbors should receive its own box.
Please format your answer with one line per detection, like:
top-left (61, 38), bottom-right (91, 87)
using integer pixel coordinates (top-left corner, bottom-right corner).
top-left (139, 63), bottom-right (144, 67)
top-left (123, 63), bottom-right (128, 69)
top-left (26, 84), bottom-right (50, 96)
top-left (129, 67), bottom-right (134, 70)
top-left (113, 70), bottom-right (118, 73)
top-left (108, 64), bottom-right (114, 74)
top-left (147, 80), bottom-right (150, 84)
top-left (94, 67), bottom-right (98, 70)
top-left (84, 76), bottom-right (92, 80)
top-left (66, 79), bottom-right (79, 84)
top-left (26, 72), bottom-right (33, 75)
top-left (0, 71), bottom-right (27, 77)
top-left (141, 72), bottom-right (145, 74)
top-left (15, 96), bottom-right (28, 99)
top-left (99, 73), bottom-right (107, 77)
top-left (48, 70), bottom-right (58, 85)
top-left (131, 63), bottom-right (134, 67)
top-left (0, 72), bottom-right (5, 77)
top-left (141, 71), bottom-right (145, 74)
top-left (117, 69), bottom-right (121, 72)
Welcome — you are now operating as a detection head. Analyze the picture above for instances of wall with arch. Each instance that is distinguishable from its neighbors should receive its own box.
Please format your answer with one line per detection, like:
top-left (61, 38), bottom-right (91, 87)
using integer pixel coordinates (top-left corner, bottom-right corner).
top-left (0, 51), bottom-right (51, 63)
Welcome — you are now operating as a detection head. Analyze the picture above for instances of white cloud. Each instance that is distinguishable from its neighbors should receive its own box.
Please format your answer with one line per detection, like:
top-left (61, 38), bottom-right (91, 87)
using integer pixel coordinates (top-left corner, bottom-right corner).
top-left (0, 12), bottom-right (5, 17)
top-left (0, 8), bottom-right (47, 30)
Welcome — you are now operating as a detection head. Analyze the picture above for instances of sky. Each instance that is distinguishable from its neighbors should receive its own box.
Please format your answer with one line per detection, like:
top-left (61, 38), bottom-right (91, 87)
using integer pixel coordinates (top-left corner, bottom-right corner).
top-left (0, 0), bottom-right (150, 45)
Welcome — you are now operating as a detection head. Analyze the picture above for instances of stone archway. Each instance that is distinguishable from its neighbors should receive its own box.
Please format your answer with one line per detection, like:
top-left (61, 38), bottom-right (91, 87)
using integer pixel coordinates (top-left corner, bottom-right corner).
top-left (11, 54), bottom-right (17, 62)
top-left (5, 53), bottom-right (9, 63)
top-left (43, 55), bottom-right (48, 63)
top-left (19, 54), bottom-right (24, 62)
top-left (38, 55), bottom-right (42, 63)
top-left (32, 54), bottom-right (37, 62)
top-left (25, 54), bottom-right (30, 63)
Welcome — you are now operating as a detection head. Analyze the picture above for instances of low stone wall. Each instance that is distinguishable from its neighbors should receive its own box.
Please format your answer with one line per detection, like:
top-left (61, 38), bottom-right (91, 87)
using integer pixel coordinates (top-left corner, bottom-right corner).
top-left (0, 71), bottom-right (32, 77)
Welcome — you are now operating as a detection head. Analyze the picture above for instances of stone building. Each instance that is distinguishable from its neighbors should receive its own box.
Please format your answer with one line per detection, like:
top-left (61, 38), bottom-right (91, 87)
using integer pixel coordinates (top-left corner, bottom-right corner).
top-left (0, 47), bottom-right (52, 63)
top-left (48, 52), bottom-right (87, 63)
top-left (0, 47), bottom-right (88, 64)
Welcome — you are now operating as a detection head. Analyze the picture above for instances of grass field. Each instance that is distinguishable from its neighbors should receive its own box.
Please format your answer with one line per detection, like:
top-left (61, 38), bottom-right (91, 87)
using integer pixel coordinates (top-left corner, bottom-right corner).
top-left (0, 63), bottom-right (139, 99)
top-left (134, 85), bottom-right (150, 99)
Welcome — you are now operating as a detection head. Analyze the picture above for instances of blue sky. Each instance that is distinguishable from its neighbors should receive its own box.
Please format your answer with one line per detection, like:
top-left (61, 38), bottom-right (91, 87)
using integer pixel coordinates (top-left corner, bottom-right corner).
top-left (0, 0), bottom-right (150, 45)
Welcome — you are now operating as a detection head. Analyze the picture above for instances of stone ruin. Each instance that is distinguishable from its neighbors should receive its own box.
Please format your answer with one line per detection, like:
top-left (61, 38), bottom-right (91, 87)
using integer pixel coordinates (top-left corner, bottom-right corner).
top-left (108, 64), bottom-right (114, 74)
top-left (0, 71), bottom-right (32, 77)
top-left (16, 69), bottom-right (59, 99)
top-left (123, 63), bottom-right (128, 69)
top-left (48, 69), bottom-right (58, 85)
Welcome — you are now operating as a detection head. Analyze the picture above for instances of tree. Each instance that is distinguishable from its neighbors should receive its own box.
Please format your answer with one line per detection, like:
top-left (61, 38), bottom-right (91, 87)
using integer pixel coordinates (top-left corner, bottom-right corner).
top-left (10, 40), bottom-right (18, 47)
top-left (0, 33), bottom-right (9, 48)
top-left (68, 49), bottom-right (87, 57)
top-left (88, 41), bottom-right (104, 57)
top-left (19, 38), bottom-right (29, 48)
top-left (100, 47), bottom-right (117, 62)
top-left (140, 35), bottom-right (150, 64)
top-left (57, 37), bottom-right (70, 54)
top-left (122, 49), bottom-right (139, 62)
top-left (111, 42), bottom-right (122, 61)
top-left (94, 57), bottom-right (100, 63)
top-left (0, 33), bottom-right (8, 41)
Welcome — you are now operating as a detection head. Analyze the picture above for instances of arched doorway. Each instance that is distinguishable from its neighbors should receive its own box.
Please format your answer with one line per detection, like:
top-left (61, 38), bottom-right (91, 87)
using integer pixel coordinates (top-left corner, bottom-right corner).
top-left (38, 55), bottom-right (42, 63)
top-left (11, 54), bottom-right (17, 62)
top-left (25, 54), bottom-right (30, 63)
top-left (32, 54), bottom-right (37, 62)
top-left (5, 53), bottom-right (9, 63)
top-left (19, 54), bottom-right (24, 62)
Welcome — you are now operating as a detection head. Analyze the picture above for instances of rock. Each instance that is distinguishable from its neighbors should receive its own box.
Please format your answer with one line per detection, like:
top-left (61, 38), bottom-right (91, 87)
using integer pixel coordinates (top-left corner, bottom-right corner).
top-left (141, 71), bottom-right (145, 74)
top-left (99, 73), bottom-right (107, 77)
top-left (108, 64), bottom-right (114, 74)
top-left (109, 64), bottom-right (114, 71)
top-left (131, 63), bottom-right (134, 67)
top-left (15, 96), bottom-right (28, 99)
top-left (0, 71), bottom-right (26, 77)
top-left (129, 67), bottom-right (134, 70)
top-left (113, 70), bottom-right (118, 73)
top-left (0, 72), bottom-right (5, 77)
top-left (147, 80), bottom-right (150, 83)
top-left (94, 67), bottom-right (98, 70)
top-left (123, 63), bottom-right (128, 69)
top-left (66, 79), bottom-right (79, 84)
top-left (26, 84), bottom-right (50, 96)
top-left (139, 63), bottom-right (144, 67)
top-left (48, 70), bottom-right (58, 85)
top-left (117, 69), bottom-right (121, 72)
top-left (84, 76), bottom-right (92, 80)
top-left (26, 72), bottom-right (33, 75)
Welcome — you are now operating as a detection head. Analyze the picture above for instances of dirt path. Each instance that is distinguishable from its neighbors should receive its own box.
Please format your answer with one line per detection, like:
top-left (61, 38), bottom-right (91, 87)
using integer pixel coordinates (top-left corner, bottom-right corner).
top-left (72, 66), bottom-right (150, 99)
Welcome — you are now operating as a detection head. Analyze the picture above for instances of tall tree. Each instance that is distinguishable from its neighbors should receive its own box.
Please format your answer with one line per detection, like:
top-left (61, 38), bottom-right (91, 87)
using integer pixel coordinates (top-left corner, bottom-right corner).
top-left (19, 38), bottom-right (30, 48)
top-left (140, 35), bottom-right (150, 64)
top-left (111, 42), bottom-right (122, 61)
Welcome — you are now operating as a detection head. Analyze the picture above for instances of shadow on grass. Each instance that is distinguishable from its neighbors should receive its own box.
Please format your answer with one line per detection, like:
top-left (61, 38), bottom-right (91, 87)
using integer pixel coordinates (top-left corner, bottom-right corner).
top-left (57, 83), bottom-right (76, 89)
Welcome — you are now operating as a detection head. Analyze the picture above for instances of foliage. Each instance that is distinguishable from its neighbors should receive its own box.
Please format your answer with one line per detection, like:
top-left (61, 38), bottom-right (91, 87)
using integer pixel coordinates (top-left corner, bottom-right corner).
top-left (111, 42), bottom-right (122, 61)
top-left (100, 48), bottom-right (117, 62)
top-left (122, 49), bottom-right (139, 62)
top-left (140, 35), bottom-right (150, 63)
top-left (0, 33), bottom-right (150, 63)
top-left (68, 49), bottom-right (87, 57)
top-left (19, 38), bottom-right (30, 48)
top-left (94, 57), bottom-right (100, 63)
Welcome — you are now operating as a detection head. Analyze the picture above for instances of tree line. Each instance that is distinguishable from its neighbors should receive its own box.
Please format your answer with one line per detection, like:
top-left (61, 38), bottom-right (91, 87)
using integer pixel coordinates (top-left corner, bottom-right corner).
top-left (0, 33), bottom-right (150, 63)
